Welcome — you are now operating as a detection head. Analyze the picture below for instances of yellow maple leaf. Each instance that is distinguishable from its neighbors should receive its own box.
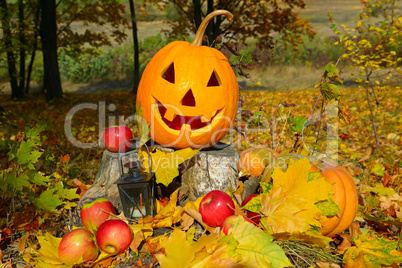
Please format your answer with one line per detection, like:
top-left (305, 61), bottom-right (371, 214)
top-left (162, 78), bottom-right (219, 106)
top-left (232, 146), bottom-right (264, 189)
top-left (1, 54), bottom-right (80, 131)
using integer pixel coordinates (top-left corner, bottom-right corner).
top-left (31, 232), bottom-right (68, 268)
top-left (151, 189), bottom-right (183, 228)
top-left (155, 228), bottom-right (222, 267)
top-left (141, 147), bottom-right (200, 186)
top-left (189, 235), bottom-right (242, 268)
top-left (260, 158), bottom-right (333, 234)
top-left (182, 194), bottom-right (203, 211)
top-left (130, 222), bottom-right (154, 254)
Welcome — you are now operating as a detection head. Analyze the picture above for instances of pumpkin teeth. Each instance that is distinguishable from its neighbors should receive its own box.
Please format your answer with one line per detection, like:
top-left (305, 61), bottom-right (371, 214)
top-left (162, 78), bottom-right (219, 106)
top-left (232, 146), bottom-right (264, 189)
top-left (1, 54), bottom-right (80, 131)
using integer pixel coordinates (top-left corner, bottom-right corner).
top-left (154, 98), bottom-right (224, 131)
top-left (201, 115), bottom-right (211, 123)
top-left (181, 124), bottom-right (192, 133)
top-left (164, 108), bottom-right (176, 121)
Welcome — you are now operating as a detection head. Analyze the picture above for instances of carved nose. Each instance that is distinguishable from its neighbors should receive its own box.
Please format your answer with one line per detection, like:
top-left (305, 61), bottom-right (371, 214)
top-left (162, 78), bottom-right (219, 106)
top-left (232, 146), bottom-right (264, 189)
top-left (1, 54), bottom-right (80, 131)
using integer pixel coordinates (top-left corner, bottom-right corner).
top-left (181, 89), bottom-right (196, 107)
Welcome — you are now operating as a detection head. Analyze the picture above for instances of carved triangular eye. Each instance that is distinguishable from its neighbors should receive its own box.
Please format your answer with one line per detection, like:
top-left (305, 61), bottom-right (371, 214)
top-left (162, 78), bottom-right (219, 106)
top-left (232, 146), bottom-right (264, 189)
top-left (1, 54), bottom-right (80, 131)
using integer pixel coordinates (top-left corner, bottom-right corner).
top-left (181, 89), bottom-right (196, 107)
top-left (207, 70), bottom-right (221, 87)
top-left (162, 63), bottom-right (175, 84)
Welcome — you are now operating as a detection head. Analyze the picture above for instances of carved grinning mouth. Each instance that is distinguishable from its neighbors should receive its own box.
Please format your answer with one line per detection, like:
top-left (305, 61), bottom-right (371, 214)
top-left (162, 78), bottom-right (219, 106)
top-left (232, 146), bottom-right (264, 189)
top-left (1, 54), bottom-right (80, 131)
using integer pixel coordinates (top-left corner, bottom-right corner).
top-left (155, 99), bottom-right (223, 131)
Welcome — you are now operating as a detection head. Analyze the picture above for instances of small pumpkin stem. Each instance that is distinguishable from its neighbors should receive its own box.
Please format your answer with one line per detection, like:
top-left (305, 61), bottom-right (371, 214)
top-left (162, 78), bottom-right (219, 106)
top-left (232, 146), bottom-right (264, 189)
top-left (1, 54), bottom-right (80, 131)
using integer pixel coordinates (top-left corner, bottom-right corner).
top-left (310, 154), bottom-right (327, 166)
top-left (191, 10), bottom-right (233, 47)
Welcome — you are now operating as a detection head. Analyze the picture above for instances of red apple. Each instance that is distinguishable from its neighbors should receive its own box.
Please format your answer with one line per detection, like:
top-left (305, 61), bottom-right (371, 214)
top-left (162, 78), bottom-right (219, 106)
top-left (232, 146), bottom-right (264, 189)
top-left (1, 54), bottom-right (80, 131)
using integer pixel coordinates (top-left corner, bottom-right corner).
top-left (241, 194), bottom-right (261, 225)
top-left (96, 219), bottom-right (133, 255)
top-left (80, 198), bottom-right (115, 233)
top-left (58, 228), bottom-right (99, 265)
top-left (199, 190), bottom-right (235, 228)
top-left (103, 125), bottom-right (133, 152)
top-left (221, 215), bottom-right (239, 235)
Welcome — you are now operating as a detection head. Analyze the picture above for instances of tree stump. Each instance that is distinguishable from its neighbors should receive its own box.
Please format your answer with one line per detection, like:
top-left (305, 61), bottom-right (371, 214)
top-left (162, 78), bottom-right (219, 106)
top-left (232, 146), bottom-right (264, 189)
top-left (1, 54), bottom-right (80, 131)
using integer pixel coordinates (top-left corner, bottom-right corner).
top-left (70, 150), bottom-right (138, 227)
top-left (180, 144), bottom-right (240, 203)
top-left (242, 177), bottom-right (260, 199)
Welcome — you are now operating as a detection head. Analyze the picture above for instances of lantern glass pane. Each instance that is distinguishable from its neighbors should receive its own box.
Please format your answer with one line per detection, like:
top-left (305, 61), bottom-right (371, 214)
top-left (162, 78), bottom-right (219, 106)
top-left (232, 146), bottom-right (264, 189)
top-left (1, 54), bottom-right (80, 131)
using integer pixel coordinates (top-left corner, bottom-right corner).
top-left (118, 181), bottom-right (154, 220)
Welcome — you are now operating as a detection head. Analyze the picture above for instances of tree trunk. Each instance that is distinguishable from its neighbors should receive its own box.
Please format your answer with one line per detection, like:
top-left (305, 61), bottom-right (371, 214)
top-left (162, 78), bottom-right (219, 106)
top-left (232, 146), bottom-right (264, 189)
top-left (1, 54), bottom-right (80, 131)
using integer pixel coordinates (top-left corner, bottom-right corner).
top-left (40, 0), bottom-right (63, 101)
top-left (180, 144), bottom-right (240, 203)
top-left (206, 0), bottom-right (214, 46)
top-left (18, 0), bottom-right (25, 95)
top-left (0, 0), bottom-right (21, 99)
top-left (129, 0), bottom-right (140, 95)
top-left (70, 150), bottom-right (138, 227)
top-left (193, 0), bottom-right (202, 30)
top-left (25, 5), bottom-right (40, 94)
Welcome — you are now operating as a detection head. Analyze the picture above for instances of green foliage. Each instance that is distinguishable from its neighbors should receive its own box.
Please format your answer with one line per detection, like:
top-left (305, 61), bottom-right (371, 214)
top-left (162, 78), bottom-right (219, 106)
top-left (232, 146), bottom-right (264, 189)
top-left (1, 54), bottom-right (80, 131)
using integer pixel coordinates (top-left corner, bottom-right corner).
top-left (0, 124), bottom-right (79, 218)
top-left (57, 34), bottom-right (169, 83)
top-left (330, 0), bottom-right (401, 150)
top-left (165, 3), bottom-right (179, 21)
top-left (288, 116), bottom-right (308, 132)
top-left (230, 35), bottom-right (343, 69)
top-left (59, 50), bottom-right (115, 83)
top-left (271, 35), bottom-right (342, 67)
top-left (138, 34), bottom-right (170, 72)
top-left (331, 0), bottom-right (401, 84)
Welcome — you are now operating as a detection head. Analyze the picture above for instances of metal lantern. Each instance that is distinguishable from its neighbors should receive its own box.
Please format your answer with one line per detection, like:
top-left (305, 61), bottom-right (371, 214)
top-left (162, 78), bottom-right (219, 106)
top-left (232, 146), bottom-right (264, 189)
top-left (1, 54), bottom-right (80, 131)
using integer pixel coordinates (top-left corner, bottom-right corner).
top-left (114, 138), bottom-right (155, 220)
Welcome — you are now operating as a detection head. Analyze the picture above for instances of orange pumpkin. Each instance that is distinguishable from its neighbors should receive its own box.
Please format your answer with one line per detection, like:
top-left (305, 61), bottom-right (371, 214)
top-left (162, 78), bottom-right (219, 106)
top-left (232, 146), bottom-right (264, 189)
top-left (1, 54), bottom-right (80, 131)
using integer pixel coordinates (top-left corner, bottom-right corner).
top-left (136, 10), bottom-right (239, 149)
top-left (262, 154), bottom-right (358, 237)
top-left (312, 160), bottom-right (358, 237)
top-left (238, 146), bottom-right (279, 177)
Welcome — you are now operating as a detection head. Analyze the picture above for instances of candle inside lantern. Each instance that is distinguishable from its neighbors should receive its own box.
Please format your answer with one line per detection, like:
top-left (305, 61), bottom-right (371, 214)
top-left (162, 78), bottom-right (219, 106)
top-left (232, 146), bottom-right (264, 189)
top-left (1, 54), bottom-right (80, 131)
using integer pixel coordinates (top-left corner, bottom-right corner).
top-left (130, 207), bottom-right (147, 218)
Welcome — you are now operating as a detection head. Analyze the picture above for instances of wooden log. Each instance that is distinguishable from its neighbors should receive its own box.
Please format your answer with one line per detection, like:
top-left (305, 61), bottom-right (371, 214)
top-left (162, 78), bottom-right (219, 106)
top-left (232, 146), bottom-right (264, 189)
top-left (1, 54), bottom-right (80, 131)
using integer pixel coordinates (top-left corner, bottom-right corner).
top-left (70, 150), bottom-right (138, 227)
top-left (242, 177), bottom-right (260, 199)
top-left (180, 144), bottom-right (240, 203)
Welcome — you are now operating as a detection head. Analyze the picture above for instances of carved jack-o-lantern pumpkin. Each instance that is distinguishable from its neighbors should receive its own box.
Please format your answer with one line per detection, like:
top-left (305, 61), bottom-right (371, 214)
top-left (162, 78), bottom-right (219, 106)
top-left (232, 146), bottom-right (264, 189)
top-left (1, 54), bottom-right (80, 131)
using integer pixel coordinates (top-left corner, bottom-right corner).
top-left (136, 10), bottom-right (239, 149)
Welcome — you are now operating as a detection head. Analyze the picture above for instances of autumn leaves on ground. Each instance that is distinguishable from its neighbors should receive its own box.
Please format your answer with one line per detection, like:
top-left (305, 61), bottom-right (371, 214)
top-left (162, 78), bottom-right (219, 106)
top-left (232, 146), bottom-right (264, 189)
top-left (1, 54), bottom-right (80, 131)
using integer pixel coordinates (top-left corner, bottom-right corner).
top-left (0, 81), bottom-right (401, 267)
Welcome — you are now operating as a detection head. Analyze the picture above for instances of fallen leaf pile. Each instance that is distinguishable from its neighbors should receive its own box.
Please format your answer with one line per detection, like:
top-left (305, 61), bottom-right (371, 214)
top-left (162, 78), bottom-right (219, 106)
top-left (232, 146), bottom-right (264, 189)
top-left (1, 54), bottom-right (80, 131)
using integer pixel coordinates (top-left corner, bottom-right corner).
top-left (0, 84), bottom-right (401, 267)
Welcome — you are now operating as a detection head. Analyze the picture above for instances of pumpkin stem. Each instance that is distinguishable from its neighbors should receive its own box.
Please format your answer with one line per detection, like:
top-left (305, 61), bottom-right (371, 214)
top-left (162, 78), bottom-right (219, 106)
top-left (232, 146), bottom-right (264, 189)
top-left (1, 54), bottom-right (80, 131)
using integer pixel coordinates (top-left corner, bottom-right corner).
top-left (310, 154), bottom-right (327, 166)
top-left (191, 10), bottom-right (233, 47)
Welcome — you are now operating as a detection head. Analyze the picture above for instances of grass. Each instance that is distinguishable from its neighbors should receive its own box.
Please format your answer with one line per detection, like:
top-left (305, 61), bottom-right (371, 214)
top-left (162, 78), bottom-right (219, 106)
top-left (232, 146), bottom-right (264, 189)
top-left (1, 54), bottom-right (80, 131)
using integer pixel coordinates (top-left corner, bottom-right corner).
top-left (237, 65), bottom-right (324, 91)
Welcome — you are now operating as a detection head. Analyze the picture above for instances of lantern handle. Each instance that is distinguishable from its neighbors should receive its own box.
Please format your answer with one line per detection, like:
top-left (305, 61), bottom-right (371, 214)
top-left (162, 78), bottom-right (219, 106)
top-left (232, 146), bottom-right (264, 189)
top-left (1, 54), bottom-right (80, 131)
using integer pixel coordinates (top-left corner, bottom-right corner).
top-left (117, 138), bottom-right (152, 178)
